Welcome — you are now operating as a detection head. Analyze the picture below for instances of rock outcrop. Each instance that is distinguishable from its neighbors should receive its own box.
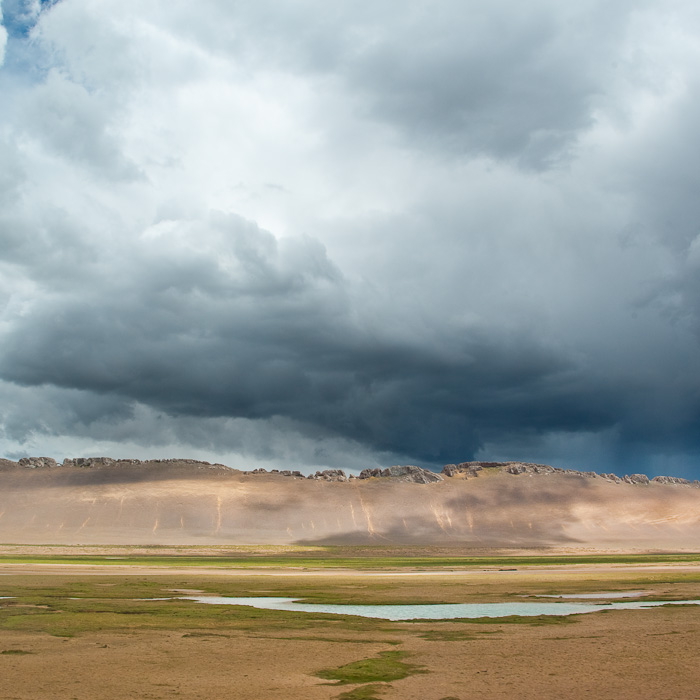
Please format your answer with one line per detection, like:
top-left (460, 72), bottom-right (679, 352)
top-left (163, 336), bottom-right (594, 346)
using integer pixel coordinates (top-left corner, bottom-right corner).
top-left (440, 461), bottom-right (699, 487)
top-left (652, 475), bottom-right (692, 485)
top-left (19, 457), bottom-right (59, 469)
top-left (358, 465), bottom-right (443, 483)
top-left (307, 469), bottom-right (348, 481)
top-left (442, 462), bottom-right (484, 477)
top-left (247, 468), bottom-right (305, 478)
top-left (624, 473), bottom-right (650, 485)
top-left (442, 461), bottom-right (560, 478)
top-left (4, 456), bottom-right (699, 489)
top-left (12, 457), bottom-right (231, 472)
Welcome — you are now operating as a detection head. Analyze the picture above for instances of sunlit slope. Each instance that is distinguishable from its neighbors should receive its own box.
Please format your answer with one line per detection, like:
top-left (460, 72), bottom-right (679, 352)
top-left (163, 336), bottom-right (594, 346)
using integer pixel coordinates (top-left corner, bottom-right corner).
top-left (1, 461), bottom-right (699, 548)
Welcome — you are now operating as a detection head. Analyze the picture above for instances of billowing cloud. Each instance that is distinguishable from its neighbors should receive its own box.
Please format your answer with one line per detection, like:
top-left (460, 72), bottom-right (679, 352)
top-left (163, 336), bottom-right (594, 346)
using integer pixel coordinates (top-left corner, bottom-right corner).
top-left (1, 0), bottom-right (700, 478)
top-left (0, 5), bottom-right (7, 67)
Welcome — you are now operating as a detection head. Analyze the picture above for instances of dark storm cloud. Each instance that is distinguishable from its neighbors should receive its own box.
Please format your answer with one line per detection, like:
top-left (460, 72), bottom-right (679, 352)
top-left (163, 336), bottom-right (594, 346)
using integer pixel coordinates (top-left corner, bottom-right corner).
top-left (0, 209), bottom-right (663, 467)
top-left (0, 383), bottom-right (132, 444)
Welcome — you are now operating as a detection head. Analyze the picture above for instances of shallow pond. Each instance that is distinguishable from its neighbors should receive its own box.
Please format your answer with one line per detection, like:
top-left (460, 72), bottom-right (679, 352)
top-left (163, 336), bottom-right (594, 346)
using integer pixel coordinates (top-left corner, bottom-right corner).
top-left (181, 596), bottom-right (700, 621)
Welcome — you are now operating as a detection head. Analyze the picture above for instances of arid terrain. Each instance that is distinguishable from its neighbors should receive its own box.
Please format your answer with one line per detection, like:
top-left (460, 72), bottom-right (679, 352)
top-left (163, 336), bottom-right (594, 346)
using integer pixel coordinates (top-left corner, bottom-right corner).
top-left (1, 555), bottom-right (700, 700)
top-left (1, 458), bottom-right (699, 698)
top-left (1, 458), bottom-right (700, 550)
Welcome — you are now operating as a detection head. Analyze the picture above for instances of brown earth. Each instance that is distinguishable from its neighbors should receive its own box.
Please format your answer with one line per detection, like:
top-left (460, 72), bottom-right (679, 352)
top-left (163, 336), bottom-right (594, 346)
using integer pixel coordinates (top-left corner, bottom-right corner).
top-left (1, 566), bottom-right (699, 700)
top-left (1, 460), bottom-right (700, 549)
top-left (3, 614), bottom-right (699, 700)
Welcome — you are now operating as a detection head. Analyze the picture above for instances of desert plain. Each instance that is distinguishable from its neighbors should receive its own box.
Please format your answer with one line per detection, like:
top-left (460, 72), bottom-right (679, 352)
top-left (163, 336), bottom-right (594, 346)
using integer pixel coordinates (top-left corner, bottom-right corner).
top-left (1, 459), bottom-right (700, 699)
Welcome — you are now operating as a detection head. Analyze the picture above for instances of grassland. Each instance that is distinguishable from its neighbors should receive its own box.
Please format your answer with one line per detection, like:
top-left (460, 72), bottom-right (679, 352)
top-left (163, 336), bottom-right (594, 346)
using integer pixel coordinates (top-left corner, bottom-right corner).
top-left (1, 546), bottom-right (700, 569)
top-left (1, 547), bottom-right (699, 699)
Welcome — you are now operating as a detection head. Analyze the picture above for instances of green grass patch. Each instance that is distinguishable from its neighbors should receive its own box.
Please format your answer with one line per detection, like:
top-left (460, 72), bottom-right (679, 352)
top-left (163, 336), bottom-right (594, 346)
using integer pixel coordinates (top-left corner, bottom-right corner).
top-left (1, 551), bottom-right (699, 570)
top-left (0, 568), bottom-right (696, 640)
top-left (419, 629), bottom-right (500, 641)
top-left (0, 599), bottom-right (375, 637)
top-left (315, 650), bottom-right (426, 685)
top-left (254, 635), bottom-right (402, 645)
top-left (456, 614), bottom-right (577, 626)
top-left (335, 683), bottom-right (390, 699)
top-left (1, 649), bottom-right (34, 655)
top-left (0, 577), bottom-right (407, 637)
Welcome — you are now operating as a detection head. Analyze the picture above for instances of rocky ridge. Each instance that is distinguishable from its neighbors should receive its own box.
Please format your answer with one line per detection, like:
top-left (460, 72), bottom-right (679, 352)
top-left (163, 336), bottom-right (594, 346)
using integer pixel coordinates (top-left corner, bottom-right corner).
top-left (439, 461), bottom-right (699, 486)
top-left (7, 457), bottom-right (231, 472)
top-left (4, 456), bottom-right (698, 487)
top-left (357, 465), bottom-right (444, 483)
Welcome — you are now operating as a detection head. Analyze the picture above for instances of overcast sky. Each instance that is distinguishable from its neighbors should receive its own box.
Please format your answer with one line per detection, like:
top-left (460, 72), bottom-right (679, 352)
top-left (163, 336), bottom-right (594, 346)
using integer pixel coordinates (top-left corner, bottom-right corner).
top-left (1, 0), bottom-right (700, 478)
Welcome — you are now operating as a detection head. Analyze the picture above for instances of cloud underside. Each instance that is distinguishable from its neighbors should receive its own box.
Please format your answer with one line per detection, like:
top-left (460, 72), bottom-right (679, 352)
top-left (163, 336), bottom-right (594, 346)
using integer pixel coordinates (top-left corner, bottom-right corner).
top-left (1, 0), bottom-right (700, 476)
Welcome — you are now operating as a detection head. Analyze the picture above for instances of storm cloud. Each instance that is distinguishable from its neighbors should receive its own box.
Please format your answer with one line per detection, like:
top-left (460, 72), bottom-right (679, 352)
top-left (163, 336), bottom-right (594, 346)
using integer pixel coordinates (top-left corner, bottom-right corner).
top-left (1, 0), bottom-right (700, 477)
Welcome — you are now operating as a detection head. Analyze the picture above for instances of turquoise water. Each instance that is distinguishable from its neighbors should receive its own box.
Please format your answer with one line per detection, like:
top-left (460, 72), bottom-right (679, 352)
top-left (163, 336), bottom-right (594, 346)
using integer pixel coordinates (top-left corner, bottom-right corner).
top-left (181, 596), bottom-right (700, 621)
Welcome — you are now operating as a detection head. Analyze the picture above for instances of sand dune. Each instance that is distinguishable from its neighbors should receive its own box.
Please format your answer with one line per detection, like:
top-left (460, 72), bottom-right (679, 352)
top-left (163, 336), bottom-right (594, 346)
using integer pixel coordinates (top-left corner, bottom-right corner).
top-left (1, 459), bottom-right (699, 549)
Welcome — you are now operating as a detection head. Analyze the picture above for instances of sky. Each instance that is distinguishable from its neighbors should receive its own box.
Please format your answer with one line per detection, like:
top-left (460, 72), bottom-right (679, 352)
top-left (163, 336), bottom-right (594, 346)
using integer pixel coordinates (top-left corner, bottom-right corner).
top-left (1, 1), bottom-right (700, 478)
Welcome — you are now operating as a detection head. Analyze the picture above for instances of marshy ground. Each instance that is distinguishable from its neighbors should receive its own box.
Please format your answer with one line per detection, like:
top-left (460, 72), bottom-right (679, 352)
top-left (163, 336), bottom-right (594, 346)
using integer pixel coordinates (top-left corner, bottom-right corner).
top-left (1, 546), bottom-right (699, 699)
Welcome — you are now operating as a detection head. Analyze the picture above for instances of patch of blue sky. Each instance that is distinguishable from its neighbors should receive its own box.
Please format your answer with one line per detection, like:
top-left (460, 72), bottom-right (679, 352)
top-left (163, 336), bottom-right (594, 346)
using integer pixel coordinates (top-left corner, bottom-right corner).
top-left (0, 0), bottom-right (57, 88)
top-left (2, 0), bottom-right (57, 38)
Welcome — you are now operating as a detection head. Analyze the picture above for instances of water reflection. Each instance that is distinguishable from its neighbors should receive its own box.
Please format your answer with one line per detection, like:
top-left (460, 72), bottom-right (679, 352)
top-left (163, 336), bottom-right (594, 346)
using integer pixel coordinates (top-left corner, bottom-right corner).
top-left (181, 596), bottom-right (700, 621)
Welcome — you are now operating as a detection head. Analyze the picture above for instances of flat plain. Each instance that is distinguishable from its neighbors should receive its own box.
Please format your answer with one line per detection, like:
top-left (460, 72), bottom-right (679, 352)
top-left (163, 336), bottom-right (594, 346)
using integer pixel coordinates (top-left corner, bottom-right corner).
top-left (1, 546), bottom-right (699, 700)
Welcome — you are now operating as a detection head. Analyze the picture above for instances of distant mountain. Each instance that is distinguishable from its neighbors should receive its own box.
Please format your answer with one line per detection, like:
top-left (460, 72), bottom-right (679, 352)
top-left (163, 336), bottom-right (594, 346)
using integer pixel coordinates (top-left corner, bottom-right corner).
top-left (1, 457), bottom-right (699, 549)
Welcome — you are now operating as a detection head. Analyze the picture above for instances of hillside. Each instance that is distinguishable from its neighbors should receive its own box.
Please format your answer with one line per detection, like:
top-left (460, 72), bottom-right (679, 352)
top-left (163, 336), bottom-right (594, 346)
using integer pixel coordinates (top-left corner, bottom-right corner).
top-left (1, 458), bottom-right (699, 549)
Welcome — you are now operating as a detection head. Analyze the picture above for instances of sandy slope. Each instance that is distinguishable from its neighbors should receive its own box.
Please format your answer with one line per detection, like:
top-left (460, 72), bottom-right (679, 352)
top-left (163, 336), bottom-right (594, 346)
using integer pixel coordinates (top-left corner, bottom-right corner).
top-left (1, 461), bottom-right (699, 548)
